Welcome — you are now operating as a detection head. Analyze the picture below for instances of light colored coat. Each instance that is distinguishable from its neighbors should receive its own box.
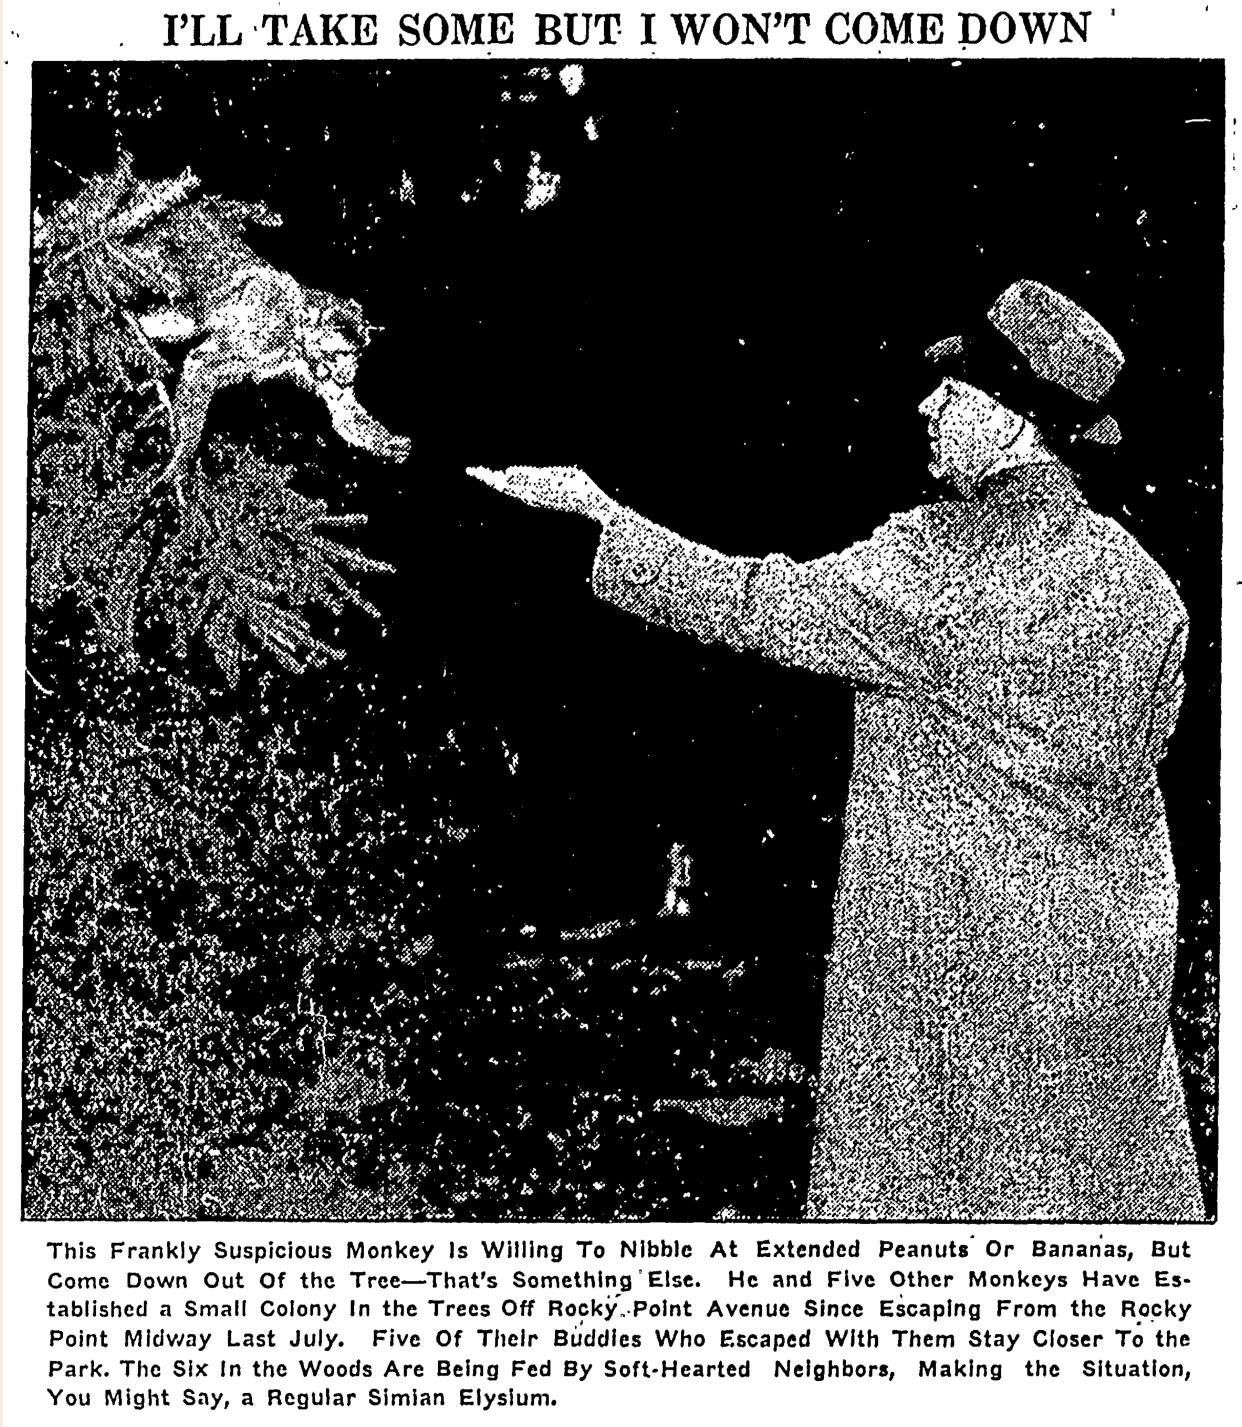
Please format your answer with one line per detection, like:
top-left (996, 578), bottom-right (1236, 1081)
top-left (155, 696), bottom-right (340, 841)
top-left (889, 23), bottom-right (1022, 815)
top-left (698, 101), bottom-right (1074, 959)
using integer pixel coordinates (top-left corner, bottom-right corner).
top-left (593, 461), bottom-right (1203, 1220)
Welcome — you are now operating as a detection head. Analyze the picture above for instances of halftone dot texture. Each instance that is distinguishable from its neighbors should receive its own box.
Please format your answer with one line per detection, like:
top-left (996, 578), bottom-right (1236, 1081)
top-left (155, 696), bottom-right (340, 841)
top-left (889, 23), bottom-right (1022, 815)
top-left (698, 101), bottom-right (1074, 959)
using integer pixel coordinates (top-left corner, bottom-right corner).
top-left (595, 462), bottom-right (1204, 1221)
top-left (989, 279), bottom-right (1125, 404)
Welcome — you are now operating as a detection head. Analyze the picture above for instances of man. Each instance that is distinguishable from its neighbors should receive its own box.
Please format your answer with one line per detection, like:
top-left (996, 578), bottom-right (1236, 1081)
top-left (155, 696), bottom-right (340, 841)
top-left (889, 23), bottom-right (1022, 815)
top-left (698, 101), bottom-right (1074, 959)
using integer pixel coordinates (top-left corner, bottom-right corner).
top-left (467, 280), bottom-right (1204, 1221)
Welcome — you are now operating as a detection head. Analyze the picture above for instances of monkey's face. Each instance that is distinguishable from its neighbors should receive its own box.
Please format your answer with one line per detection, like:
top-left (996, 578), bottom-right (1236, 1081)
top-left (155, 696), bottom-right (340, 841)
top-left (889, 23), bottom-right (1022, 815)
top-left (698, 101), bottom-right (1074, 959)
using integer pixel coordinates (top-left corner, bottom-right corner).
top-left (301, 298), bottom-right (372, 388)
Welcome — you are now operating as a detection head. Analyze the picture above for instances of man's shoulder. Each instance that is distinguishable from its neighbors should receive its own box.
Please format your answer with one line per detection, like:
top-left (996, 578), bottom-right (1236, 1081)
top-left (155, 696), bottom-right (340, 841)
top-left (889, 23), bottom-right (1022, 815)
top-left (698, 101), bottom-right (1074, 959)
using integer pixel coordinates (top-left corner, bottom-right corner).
top-left (852, 499), bottom-right (962, 565)
top-left (1081, 508), bottom-right (1187, 622)
top-left (853, 500), bottom-right (944, 551)
top-left (828, 503), bottom-right (939, 580)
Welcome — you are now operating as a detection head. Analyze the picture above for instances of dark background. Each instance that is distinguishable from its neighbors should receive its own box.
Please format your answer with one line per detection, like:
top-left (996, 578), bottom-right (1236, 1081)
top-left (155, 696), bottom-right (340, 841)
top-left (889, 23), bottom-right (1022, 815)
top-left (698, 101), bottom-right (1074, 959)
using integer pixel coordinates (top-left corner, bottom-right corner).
top-left (31, 59), bottom-right (1222, 1216)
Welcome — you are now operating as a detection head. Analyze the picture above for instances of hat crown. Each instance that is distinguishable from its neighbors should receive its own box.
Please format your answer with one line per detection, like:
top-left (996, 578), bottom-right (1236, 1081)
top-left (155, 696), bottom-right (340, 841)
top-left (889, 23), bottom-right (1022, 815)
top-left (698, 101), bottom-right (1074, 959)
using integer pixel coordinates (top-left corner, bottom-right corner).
top-left (988, 279), bottom-right (1124, 404)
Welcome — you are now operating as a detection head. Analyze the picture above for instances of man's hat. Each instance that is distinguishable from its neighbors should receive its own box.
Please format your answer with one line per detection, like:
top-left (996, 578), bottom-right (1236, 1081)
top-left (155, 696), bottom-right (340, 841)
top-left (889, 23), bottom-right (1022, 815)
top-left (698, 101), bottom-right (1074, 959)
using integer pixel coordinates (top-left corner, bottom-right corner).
top-left (926, 279), bottom-right (1125, 449)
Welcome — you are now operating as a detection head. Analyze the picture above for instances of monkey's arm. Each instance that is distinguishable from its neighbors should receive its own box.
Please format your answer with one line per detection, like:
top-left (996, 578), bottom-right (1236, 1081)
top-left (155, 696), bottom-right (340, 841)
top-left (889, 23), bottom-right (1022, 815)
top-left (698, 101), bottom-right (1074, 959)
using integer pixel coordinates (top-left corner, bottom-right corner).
top-left (317, 385), bottom-right (411, 462)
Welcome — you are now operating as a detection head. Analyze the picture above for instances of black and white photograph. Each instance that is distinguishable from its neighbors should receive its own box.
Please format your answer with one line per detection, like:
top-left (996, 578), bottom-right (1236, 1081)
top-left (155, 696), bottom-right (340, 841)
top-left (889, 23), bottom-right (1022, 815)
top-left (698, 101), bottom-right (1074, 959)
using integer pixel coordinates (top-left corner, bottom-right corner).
top-left (17, 50), bottom-right (1221, 1232)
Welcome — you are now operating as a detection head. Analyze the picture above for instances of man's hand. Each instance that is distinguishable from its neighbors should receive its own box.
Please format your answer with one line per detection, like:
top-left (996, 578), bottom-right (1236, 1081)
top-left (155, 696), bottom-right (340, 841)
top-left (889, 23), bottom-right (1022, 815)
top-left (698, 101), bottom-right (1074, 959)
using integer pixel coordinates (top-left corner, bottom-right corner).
top-left (465, 465), bottom-right (620, 524)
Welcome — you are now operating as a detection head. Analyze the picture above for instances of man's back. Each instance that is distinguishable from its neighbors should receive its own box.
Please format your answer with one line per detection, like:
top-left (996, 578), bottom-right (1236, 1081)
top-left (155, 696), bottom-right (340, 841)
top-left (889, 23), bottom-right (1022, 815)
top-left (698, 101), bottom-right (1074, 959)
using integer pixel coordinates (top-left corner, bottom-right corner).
top-left (589, 461), bottom-right (1202, 1218)
top-left (811, 466), bottom-right (1199, 1217)
top-left (866, 463), bottom-right (1189, 847)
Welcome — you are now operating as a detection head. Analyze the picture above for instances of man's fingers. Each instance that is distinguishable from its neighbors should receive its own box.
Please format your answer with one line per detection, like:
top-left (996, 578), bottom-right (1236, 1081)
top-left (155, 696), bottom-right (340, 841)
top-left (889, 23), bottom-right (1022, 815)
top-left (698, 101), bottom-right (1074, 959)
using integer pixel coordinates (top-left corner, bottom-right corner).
top-left (466, 465), bottom-right (584, 512)
top-left (466, 466), bottom-right (539, 484)
top-left (465, 466), bottom-right (510, 491)
top-left (500, 466), bottom-right (549, 487)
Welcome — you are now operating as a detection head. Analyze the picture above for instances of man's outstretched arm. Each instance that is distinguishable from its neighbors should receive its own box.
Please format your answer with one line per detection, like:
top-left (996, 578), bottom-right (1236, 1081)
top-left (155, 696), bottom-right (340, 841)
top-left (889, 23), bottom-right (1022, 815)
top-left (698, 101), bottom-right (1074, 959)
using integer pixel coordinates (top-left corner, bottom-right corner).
top-left (465, 465), bottom-right (934, 693)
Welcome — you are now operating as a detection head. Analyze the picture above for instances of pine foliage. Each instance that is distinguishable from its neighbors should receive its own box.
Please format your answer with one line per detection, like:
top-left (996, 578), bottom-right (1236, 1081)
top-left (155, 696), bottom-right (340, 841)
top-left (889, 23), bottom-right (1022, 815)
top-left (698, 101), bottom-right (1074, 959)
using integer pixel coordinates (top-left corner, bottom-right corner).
top-left (155, 443), bottom-right (392, 683)
top-left (30, 154), bottom-right (388, 683)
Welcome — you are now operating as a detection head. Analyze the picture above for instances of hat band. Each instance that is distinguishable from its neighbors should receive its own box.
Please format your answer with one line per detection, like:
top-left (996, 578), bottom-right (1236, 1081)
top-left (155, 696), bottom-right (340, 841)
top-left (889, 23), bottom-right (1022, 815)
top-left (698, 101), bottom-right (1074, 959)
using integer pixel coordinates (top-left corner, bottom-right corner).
top-left (931, 320), bottom-right (1108, 448)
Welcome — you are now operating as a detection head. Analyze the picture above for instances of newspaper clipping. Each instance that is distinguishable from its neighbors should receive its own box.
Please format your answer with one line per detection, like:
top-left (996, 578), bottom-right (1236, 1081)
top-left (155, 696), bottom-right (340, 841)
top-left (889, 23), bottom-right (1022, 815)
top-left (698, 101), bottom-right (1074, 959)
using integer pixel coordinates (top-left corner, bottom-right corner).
top-left (2, 2), bottom-right (1235, 1423)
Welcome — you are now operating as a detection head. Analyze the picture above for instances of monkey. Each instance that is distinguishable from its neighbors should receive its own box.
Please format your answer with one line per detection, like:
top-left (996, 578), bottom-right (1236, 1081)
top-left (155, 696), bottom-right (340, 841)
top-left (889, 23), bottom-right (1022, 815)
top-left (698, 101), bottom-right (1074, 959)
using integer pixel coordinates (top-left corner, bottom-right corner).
top-left (137, 262), bottom-right (410, 498)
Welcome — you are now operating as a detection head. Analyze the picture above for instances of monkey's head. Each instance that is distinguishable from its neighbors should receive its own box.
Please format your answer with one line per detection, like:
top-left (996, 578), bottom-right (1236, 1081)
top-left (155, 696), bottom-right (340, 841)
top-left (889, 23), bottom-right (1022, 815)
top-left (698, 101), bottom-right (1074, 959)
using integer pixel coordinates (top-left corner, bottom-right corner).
top-left (301, 295), bottom-right (376, 389)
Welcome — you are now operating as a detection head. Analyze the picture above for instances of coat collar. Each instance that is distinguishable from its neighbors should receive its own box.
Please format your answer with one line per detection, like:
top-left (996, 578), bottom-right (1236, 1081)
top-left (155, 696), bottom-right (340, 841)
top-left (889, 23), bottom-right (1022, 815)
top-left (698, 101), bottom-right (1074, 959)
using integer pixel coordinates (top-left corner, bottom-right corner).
top-left (980, 458), bottom-right (1083, 510)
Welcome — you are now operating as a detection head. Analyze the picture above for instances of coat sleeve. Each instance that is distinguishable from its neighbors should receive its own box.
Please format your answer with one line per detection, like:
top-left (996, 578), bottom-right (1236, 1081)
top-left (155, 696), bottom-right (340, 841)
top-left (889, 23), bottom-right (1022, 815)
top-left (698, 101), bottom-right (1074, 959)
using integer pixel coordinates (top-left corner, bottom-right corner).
top-left (591, 508), bottom-right (940, 693)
